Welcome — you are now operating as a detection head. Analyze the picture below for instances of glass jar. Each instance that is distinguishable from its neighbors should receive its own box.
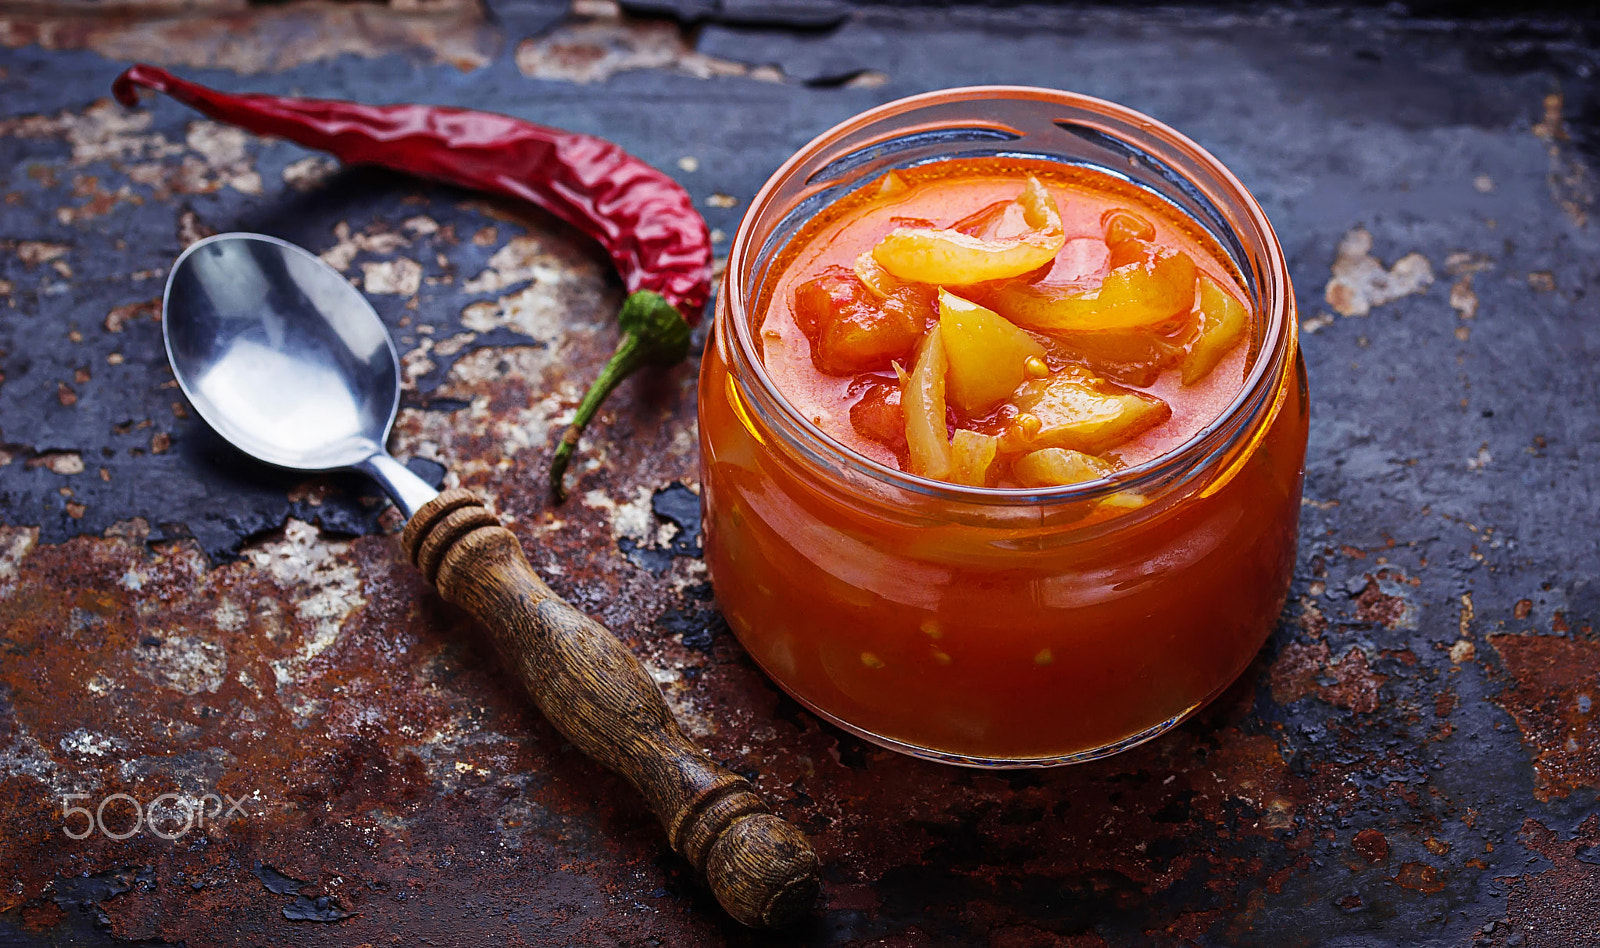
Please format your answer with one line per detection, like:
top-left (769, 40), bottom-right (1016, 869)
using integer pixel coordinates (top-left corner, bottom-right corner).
top-left (698, 86), bottom-right (1307, 767)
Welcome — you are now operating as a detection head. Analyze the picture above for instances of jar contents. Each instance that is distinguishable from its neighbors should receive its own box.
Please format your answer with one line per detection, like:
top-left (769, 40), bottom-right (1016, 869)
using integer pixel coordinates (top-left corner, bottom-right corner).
top-left (759, 159), bottom-right (1252, 486)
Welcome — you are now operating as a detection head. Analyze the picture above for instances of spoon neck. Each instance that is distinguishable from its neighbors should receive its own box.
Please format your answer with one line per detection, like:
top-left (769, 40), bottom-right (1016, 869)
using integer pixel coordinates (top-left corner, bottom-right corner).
top-left (357, 452), bottom-right (440, 522)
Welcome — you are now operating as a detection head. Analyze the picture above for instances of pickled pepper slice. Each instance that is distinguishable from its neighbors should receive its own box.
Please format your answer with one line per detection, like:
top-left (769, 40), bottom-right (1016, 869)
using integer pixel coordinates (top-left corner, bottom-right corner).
top-left (982, 248), bottom-right (1198, 333)
top-left (1010, 367), bottom-right (1171, 455)
top-left (903, 325), bottom-right (953, 479)
top-left (937, 290), bottom-right (1046, 415)
top-left (948, 429), bottom-right (1000, 487)
top-left (872, 176), bottom-right (1065, 286)
top-left (1013, 448), bottom-right (1116, 488)
top-left (1181, 273), bottom-right (1249, 384)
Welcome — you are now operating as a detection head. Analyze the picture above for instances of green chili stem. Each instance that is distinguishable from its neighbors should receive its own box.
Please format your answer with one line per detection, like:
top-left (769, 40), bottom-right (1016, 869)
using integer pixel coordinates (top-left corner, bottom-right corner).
top-left (550, 290), bottom-right (692, 501)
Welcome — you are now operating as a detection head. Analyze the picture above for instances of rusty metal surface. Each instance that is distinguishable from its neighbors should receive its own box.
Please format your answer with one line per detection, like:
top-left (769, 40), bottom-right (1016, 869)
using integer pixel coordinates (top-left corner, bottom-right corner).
top-left (1, 2), bottom-right (1597, 945)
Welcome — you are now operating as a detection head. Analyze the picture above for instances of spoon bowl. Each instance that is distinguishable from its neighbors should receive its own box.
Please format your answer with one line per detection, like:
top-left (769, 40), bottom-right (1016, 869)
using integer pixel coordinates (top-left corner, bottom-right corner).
top-left (164, 233), bottom-right (436, 516)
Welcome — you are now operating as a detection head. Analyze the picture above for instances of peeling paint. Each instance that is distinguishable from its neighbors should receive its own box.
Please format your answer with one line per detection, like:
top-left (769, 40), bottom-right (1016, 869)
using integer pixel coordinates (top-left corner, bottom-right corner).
top-left (0, 0), bottom-right (500, 74)
top-left (1323, 226), bottom-right (1434, 317)
top-left (253, 520), bottom-right (366, 690)
top-left (515, 14), bottom-right (760, 85)
top-left (183, 121), bottom-right (264, 195)
top-left (1532, 90), bottom-right (1597, 227)
top-left (25, 451), bottom-right (83, 475)
top-left (392, 346), bottom-right (578, 483)
top-left (318, 220), bottom-right (412, 273)
top-left (282, 154), bottom-right (339, 192)
top-left (582, 484), bottom-right (656, 544)
top-left (0, 524), bottom-right (37, 593)
top-left (360, 257), bottom-right (423, 296)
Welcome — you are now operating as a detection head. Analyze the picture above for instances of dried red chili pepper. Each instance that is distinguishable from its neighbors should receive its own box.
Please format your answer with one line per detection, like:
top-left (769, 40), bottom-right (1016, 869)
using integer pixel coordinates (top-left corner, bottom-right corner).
top-left (112, 63), bottom-right (710, 500)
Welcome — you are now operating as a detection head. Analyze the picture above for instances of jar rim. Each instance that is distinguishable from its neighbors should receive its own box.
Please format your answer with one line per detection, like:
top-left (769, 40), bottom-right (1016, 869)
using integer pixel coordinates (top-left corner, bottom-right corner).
top-left (723, 84), bottom-right (1295, 506)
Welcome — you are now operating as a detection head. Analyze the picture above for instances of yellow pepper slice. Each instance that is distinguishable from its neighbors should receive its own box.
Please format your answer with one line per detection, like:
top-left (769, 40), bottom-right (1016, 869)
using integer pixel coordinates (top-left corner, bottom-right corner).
top-left (903, 324), bottom-right (952, 480)
top-left (872, 176), bottom-right (1065, 286)
top-left (983, 249), bottom-right (1198, 333)
top-left (948, 429), bottom-right (999, 487)
top-left (1012, 447), bottom-right (1115, 488)
top-left (1180, 273), bottom-right (1249, 384)
top-left (938, 290), bottom-right (1047, 415)
top-left (1011, 366), bottom-right (1171, 454)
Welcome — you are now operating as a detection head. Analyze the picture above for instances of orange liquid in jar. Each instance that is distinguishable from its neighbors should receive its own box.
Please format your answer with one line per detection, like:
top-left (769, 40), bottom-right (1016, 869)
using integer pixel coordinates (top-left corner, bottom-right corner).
top-left (700, 156), bottom-right (1307, 764)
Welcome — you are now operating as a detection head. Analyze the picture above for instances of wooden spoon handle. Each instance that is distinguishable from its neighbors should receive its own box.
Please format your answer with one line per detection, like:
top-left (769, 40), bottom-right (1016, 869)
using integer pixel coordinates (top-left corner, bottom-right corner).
top-left (401, 490), bottom-right (819, 928)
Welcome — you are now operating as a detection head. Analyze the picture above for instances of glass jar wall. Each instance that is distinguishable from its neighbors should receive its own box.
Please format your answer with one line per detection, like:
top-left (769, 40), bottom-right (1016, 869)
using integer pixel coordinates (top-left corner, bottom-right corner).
top-left (698, 87), bottom-right (1308, 767)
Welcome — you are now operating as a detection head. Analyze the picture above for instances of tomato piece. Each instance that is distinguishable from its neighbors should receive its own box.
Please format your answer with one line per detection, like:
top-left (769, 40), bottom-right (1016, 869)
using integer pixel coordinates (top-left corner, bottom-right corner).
top-left (791, 268), bottom-right (837, 337)
top-left (938, 290), bottom-right (1047, 415)
top-left (792, 267), bottom-right (929, 375)
top-left (1180, 273), bottom-right (1250, 384)
top-left (850, 382), bottom-right (907, 454)
top-left (872, 176), bottom-right (1065, 285)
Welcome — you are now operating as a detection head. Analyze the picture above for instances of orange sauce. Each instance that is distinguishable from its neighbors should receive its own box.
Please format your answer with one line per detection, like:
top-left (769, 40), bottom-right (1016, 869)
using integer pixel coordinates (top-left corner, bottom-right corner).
top-left (758, 159), bottom-right (1250, 475)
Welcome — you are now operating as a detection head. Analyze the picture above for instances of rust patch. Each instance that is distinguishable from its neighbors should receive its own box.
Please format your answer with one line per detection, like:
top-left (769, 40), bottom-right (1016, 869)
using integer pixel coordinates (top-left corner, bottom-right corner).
top-left (1268, 642), bottom-right (1387, 714)
top-left (0, 516), bottom-right (704, 943)
top-left (5, 239), bottom-right (69, 266)
top-left (104, 299), bottom-right (159, 334)
top-left (1497, 818), bottom-right (1600, 948)
top-left (1445, 251), bottom-right (1491, 322)
top-left (1269, 640), bottom-right (1329, 705)
top-left (0, 0), bottom-right (499, 74)
top-left (24, 451), bottom-right (83, 476)
top-left (1322, 648), bottom-right (1386, 714)
top-left (1488, 633), bottom-right (1600, 800)
top-left (1352, 827), bottom-right (1388, 863)
top-left (1393, 861), bottom-right (1446, 894)
top-left (0, 100), bottom-right (279, 240)
top-left (1354, 576), bottom-right (1417, 630)
top-left (1295, 594), bottom-right (1328, 636)
top-left (1189, 731), bottom-right (1299, 834)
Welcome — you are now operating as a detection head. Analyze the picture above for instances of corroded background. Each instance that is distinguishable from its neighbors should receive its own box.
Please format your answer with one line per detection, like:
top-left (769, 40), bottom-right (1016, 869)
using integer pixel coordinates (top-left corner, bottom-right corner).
top-left (1, 2), bottom-right (1597, 946)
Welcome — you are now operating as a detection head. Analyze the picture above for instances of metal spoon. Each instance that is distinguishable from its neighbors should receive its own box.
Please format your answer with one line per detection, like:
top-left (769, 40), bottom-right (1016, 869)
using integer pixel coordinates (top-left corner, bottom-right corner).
top-left (163, 233), bottom-right (818, 928)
